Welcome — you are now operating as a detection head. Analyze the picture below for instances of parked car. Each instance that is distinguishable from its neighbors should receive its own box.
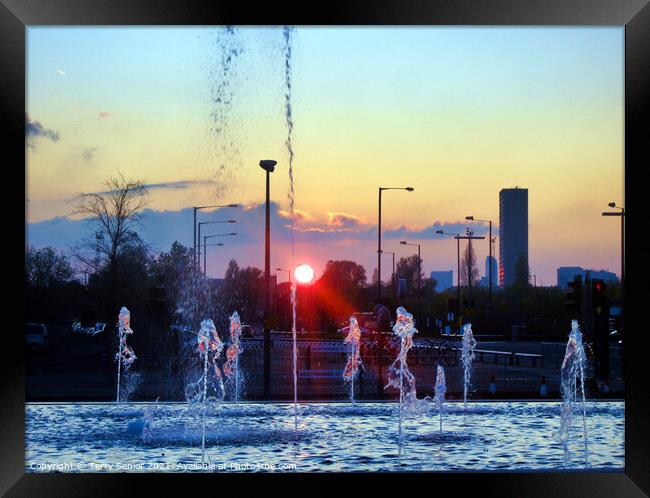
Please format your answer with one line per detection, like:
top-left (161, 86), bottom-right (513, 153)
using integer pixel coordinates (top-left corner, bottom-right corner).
top-left (26, 323), bottom-right (48, 349)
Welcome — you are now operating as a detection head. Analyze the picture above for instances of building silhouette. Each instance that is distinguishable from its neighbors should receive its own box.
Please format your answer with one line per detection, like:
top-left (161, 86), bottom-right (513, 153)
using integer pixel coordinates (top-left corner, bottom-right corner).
top-left (556, 266), bottom-right (619, 288)
top-left (430, 270), bottom-right (453, 291)
top-left (479, 255), bottom-right (498, 288)
top-left (499, 187), bottom-right (528, 287)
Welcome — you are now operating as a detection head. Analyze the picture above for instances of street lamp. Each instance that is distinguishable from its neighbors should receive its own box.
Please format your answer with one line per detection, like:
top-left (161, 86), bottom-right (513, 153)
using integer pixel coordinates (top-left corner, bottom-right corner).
top-left (466, 215), bottom-right (494, 311)
top-left (203, 233), bottom-right (236, 275)
top-left (601, 202), bottom-right (625, 284)
top-left (276, 267), bottom-right (291, 285)
top-left (602, 201), bottom-right (625, 336)
top-left (197, 220), bottom-right (236, 262)
top-left (193, 204), bottom-right (239, 265)
top-left (399, 240), bottom-right (421, 291)
top-left (260, 159), bottom-right (277, 400)
top-left (378, 186), bottom-right (414, 299)
top-left (379, 250), bottom-right (396, 298)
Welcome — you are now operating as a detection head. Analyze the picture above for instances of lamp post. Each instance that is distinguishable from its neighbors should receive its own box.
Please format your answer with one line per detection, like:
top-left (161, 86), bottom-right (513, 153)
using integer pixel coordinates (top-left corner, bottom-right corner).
top-left (260, 159), bottom-right (277, 400)
top-left (197, 220), bottom-right (236, 264)
top-left (378, 186), bottom-right (414, 300)
top-left (380, 250), bottom-right (396, 298)
top-left (203, 233), bottom-right (236, 276)
top-left (193, 204), bottom-right (239, 266)
top-left (602, 202), bottom-right (625, 336)
top-left (276, 267), bottom-right (291, 286)
top-left (466, 216), bottom-right (494, 312)
top-left (399, 241), bottom-right (421, 291)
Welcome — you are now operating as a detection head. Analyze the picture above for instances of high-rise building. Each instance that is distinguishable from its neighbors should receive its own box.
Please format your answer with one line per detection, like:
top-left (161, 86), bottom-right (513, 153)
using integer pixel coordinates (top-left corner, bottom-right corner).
top-left (430, 270), bottom-right (453, 291)
top-left (499, 187), bottom-right (528, 287)
top-left (479, 255), bottom-right (498, 288)
top-left (556, 267), bottom-right (619, 288)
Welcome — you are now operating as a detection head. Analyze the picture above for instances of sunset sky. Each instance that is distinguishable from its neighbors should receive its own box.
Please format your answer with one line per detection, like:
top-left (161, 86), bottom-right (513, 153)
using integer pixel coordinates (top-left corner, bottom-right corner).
top-left (26, 27), bottom-right (624, 286)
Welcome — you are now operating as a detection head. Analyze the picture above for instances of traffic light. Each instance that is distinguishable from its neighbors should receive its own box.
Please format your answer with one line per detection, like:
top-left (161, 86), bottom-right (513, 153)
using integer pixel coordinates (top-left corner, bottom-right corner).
top-left (591, 279), bottom-right (608, 314)
top-left (590, 278), bottom-right (610, 380)
top-left (565, 275), bottom-right (582, 316)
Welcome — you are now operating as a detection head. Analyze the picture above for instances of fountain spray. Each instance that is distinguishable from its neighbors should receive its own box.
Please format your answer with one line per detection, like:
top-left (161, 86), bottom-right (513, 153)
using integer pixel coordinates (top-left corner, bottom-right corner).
top-left (283, 25), bottom-right (299, 432)
top-left (434, 365), bottom-right (447, 436)
top-left (385, 306), bottom-right (418, 450)
top-left (343, 315), bottom-right (363, 403)
top-left (224, 311), bottom-right (243, 403)
top-left (116, 307), bottom-right (136, 404)
top-left (460, 323), bottom-right (476, 409)
top-left (196, 318), bottom-right (224, 464)
top-left (558, 320), bottom-right (589, 467)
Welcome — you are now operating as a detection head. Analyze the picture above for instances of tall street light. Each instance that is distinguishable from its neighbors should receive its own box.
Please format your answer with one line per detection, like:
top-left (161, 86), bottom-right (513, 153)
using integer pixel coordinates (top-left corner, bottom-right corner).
top-left (193, 204), bottom-right (239, 265)
top-left (203, 233), bottom-right (236, 276)
top-left (260, 159), bottom-right (277, 400)
top-left (602, 202), bottom-right (625, 284)
top-left (602, 201), bottom-right (625, 336)
top-left (399, 240), bottom-right (421, 291)
top-left (466, 216), bottom-right (494, 311)
top-left (197, 219), bottom-right (236, 263)
top-left (378, 186), bottom-right (414, 300)
top-left (380, 250), bottom-right (395, 298)
top-left (276, 267), bottom-right (291, 286)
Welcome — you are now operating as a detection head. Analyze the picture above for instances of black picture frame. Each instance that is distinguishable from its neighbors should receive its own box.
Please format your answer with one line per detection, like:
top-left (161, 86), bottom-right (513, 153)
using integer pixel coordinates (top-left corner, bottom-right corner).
top-left (2, 0), bottom-right (649, 495)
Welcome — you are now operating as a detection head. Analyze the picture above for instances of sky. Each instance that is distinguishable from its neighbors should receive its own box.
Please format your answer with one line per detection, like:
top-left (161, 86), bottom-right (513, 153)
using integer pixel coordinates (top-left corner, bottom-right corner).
top-left (26, 27), bottom-right (624, 286)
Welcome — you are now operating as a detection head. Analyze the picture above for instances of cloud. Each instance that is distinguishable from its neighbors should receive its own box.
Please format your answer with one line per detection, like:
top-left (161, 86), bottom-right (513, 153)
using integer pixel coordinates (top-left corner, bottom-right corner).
top-left (326, 212), bottom-right (368, 229)
top-left (25, 115), bottom-right (59, 150)
top-left (56, 69), bottom-right (67, 76)
top-left (98, 112), bottom-right (113, 119)
top-left (277, 208), bottom-right (316, 223)
top-left (142, 180), bottom-right (215, 191)
top-left (82, 147), bottom-right (97, 162)
top-left (384, 221), bottom-right (492, 240)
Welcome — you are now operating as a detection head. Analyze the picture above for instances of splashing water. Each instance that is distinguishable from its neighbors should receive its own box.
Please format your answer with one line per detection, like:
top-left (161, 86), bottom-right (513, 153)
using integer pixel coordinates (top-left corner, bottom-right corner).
top-left (434, 365), bottom-right (446, 435)
top-left (283, 25), bottom-right (298, 432)
top-left (385, 307), bottom-right (418, 453)
top-left (184, 318), bottom-right (225, 464)
top-left (557, 320), bottom-right (589, 467)
top-left (116, 307), bottom-right (137, 404)
top-left (206, 26), bottom-right (244, 200)
top-left (224, 311), bottom-right (243, 403)
top-left (461, 323), bottom-right (477, 408)
top-left (343, 315), bottom-right (363, 403)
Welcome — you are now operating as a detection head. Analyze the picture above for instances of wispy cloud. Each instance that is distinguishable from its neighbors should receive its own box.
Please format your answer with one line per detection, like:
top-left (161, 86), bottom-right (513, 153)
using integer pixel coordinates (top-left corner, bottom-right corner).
top-left (98, 112), bottom-right (112, 119)
top-left (25, 114), bottom-right (59, 150)
top-left (326, 211), bottom-right (368, 229)
top-left (278, 208), bottom-right (316, 223)
top-left (143, 180), bottom-right (215, 191)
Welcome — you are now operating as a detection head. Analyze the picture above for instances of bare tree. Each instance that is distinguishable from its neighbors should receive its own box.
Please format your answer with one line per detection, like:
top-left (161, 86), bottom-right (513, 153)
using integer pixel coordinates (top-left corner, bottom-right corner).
top-left (71, 172), bottom-right (150, 272)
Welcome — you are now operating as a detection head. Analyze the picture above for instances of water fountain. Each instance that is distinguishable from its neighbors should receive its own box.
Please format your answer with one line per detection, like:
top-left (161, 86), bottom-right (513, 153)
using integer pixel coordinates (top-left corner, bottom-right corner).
top-left (184, 318), bottom-right (225, 464)
top-left (283, 25), bottom-right (299, 433)
top-left (434, 365), bottom-right (446, 436)
top-left (558, 319), bottom-right (589, 467)
top-left (343, 315), bottom-right (363, 403)
top-left (460, 323), bottom-right (476, 408)
top-left (385, 306), bottom-right (418, 456)
top-left (116, 307), bottom-right (137, 404)
top-left (224, 311), bottom-right (243, 403)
